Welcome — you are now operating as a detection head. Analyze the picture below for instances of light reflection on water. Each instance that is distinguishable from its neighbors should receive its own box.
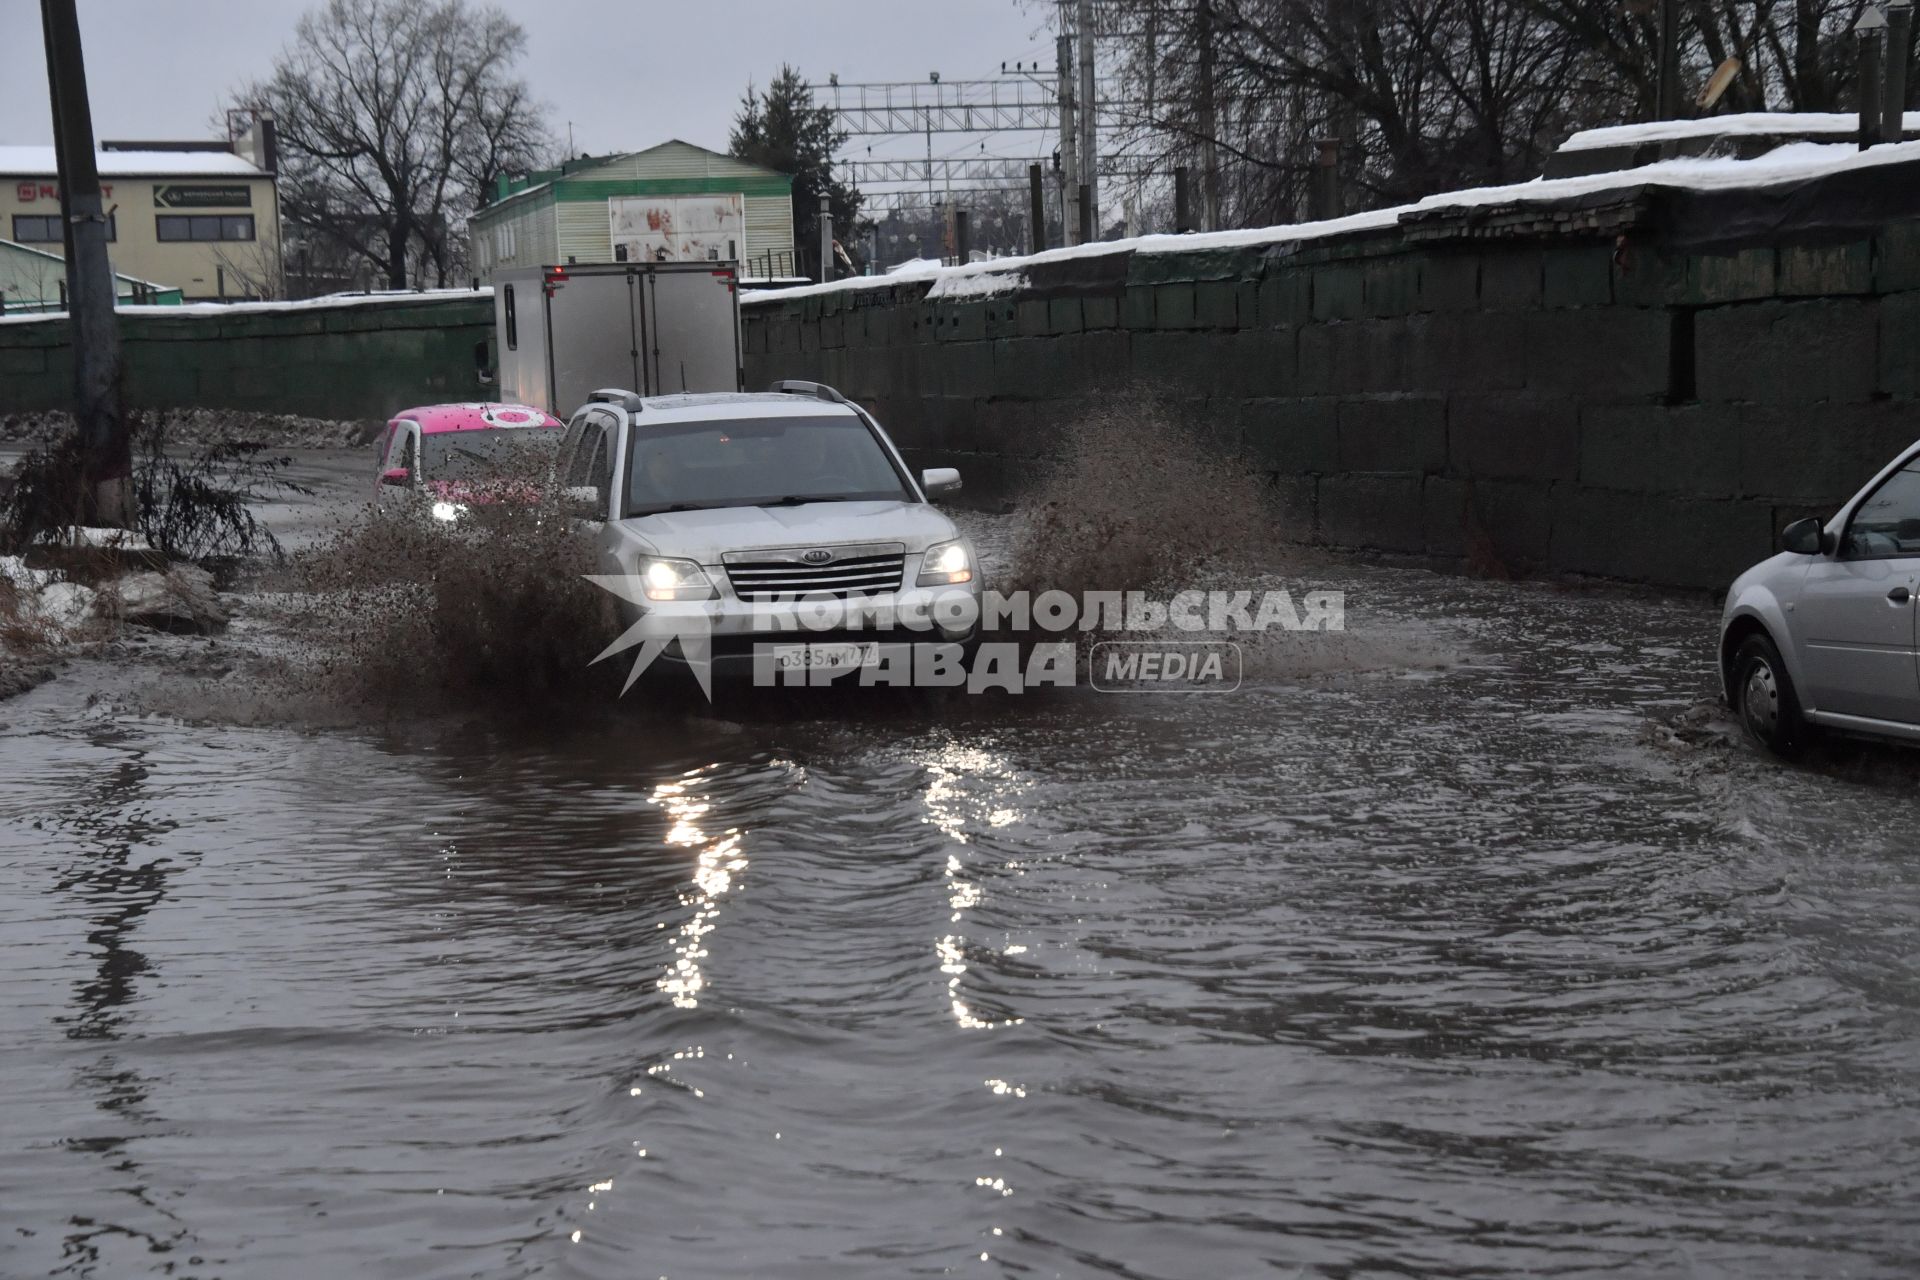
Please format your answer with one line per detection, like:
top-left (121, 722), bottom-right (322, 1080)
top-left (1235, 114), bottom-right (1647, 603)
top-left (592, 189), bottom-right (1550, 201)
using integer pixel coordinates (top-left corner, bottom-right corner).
top-left (923, 742), bottom-right (1027, 1034)
top-left (652, 767), bottom-right (751, 1010)
top-left (2, 564), bottom-right (1920, 1277)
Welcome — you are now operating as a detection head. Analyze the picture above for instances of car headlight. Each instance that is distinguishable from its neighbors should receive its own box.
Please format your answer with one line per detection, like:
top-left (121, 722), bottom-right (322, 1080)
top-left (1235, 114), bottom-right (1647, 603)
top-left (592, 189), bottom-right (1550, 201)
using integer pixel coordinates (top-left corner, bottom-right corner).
top-left (916, 539), bottom-right (973, 586)
top-left (430, 501), bottom-right (467, 523)
top-left (638, 556), bottom-right (715, 602)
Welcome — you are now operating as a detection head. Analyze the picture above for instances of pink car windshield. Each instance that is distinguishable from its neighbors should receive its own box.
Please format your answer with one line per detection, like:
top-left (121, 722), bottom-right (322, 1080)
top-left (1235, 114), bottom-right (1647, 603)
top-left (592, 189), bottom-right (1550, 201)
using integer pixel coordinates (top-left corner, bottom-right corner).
top-left (420, 427), bottom-right (563, 480)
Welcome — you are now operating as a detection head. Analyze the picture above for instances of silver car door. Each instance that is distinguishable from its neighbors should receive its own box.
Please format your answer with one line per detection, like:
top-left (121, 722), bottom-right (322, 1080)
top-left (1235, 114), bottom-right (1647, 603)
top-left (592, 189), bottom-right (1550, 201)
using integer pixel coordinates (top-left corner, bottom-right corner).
top-left (1796, 461), bottom-right (1920, 722)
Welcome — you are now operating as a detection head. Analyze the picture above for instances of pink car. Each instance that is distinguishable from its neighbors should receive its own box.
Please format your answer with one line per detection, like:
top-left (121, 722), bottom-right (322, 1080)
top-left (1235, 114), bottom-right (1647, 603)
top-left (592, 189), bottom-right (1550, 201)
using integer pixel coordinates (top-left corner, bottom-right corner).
top-left (374, 402), bottom-right (566, 520)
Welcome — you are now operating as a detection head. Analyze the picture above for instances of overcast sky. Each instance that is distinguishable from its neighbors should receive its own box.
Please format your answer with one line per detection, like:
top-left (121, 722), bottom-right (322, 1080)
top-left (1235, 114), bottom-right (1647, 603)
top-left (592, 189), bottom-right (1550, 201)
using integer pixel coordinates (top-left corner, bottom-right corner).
top-left (2, 0), bottom-right (1058, 164)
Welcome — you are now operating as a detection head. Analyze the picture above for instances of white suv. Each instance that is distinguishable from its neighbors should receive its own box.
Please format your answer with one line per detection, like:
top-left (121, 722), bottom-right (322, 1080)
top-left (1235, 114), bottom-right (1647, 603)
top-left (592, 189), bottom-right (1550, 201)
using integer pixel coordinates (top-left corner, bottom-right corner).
top-left (554, 382), bottom-right (981, 685)
top-left (1721, 436), bottom-right (1920, 755)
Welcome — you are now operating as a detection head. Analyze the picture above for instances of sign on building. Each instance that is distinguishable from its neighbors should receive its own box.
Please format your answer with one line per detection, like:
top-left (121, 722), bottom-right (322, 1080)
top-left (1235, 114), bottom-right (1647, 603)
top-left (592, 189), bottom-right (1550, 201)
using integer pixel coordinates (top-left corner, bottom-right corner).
top-left (17, 182), bottom-right (112, 201)
top-left (609, 193), bottom-right (744, 265)
top-left (154, 184), bottom-right (253, 208)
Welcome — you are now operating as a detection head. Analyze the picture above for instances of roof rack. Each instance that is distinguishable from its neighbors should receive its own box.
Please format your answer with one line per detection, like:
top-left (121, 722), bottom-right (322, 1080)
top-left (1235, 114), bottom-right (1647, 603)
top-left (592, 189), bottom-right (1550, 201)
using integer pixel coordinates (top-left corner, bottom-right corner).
top-left (587, 388), bottom-right (644, 413)
top-left (766, 380), bottom-right (847, 404)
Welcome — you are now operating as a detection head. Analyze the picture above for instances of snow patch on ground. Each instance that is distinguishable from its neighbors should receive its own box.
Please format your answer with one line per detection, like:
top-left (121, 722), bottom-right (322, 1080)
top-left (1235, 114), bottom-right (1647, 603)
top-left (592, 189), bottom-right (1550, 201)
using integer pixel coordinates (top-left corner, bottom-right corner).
top-left (1, 408), bottom-right (371, 447)
top-left (1, 556), bottom-right (97, 637)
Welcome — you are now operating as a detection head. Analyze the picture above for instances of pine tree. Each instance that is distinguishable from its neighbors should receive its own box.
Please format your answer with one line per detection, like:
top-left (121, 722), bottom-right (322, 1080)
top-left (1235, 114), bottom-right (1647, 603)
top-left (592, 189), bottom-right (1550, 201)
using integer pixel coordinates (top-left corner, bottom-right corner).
top-left (730, 66), bottom-right (863, 276)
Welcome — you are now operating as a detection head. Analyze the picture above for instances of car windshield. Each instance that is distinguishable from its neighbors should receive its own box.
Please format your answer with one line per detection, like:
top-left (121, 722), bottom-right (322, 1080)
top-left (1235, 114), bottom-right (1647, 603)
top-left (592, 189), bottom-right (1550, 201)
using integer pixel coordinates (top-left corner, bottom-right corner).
top-left (625, 414), bottom-right (910, 516)
top-left (419, 428), bottom-right (561, 480)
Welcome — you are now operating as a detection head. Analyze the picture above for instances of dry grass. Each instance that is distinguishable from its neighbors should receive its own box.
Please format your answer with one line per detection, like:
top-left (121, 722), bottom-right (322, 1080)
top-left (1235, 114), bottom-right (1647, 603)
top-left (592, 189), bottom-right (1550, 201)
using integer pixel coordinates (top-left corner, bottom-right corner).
top-left (0, 576), bottom-right (53, 654)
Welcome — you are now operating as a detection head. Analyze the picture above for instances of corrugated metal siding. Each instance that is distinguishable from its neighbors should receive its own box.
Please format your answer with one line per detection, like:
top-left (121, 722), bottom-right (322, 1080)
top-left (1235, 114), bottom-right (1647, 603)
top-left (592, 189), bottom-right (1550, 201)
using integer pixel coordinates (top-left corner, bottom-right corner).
top-left (469, 191), bottom-right (555, 282)
top-left (529, 209), bottom-right (558, 268)
top-left (590, 140), bottom-right (787, 184)
top-left (744, 192), bottom-right (794, 262)
top-left (556, 200), bottom-right (612, 263)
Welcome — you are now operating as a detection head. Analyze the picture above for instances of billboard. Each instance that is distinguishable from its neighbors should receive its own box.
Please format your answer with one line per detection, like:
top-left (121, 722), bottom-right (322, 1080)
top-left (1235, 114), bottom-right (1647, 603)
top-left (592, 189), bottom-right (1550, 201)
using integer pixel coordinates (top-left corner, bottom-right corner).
top-left (609, 193), bottom-right (744, 265)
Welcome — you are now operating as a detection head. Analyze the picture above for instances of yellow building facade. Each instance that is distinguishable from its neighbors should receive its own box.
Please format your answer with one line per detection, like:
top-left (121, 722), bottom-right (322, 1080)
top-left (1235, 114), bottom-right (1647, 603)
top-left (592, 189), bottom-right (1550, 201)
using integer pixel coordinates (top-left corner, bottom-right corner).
top-left (0, 137), bottom-right (280, 303)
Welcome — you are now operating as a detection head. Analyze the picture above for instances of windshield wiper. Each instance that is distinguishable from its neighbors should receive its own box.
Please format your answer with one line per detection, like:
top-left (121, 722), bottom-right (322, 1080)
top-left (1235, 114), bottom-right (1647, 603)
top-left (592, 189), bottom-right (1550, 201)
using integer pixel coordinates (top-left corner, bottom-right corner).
top-left (627, 495), bottom-right (865, 516)
top-left (630, 501), bottom-right (729, 516)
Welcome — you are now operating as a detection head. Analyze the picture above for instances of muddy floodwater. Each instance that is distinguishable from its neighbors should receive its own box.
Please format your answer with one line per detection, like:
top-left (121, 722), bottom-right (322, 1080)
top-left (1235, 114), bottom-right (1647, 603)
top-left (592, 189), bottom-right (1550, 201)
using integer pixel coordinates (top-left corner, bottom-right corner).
top-left (4, 451), bottom-right (1920, 1278)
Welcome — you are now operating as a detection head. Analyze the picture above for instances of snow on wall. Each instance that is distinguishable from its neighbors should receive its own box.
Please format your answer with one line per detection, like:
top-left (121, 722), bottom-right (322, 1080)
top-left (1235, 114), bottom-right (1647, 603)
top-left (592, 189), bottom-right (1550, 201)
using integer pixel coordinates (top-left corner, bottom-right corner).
top-left (746, 138), bottom-right (1920, 307)
top-left (1561, 111), bottom-right (1920, 152)
top-left (0, 287), bottom-right (492, 329)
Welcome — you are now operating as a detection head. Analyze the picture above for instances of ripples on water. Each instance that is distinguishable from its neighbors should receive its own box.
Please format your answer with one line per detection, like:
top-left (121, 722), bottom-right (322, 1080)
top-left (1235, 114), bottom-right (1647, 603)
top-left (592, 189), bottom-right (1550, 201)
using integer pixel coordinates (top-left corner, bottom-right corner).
top-left (3, 566), bottom-right (1920, 1278)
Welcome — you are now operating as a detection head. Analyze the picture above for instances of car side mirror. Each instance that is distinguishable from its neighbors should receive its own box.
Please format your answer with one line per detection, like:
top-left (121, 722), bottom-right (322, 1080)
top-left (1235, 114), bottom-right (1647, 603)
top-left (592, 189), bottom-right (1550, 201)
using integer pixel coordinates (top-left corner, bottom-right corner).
top-left (921, 467), bottom-right (962, 499)
top-left (380, 466), bottom-right (410, 487)
top-left (1781, 516), bottom-right (1826, 556)
top-left (564, 485), bottom-right (604, 520)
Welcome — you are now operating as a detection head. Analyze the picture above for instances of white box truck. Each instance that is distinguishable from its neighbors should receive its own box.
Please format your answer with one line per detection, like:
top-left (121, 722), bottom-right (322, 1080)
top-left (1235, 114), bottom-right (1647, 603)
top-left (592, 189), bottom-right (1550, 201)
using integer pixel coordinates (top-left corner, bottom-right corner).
top-left (491, 261), bottom-right (743, 417)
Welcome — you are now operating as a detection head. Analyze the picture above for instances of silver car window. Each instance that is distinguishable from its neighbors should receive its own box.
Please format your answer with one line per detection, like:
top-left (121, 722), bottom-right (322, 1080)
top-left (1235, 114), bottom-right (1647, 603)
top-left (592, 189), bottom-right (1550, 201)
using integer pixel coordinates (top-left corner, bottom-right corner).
top-left (1843, 463), bottom-right (1920, 560)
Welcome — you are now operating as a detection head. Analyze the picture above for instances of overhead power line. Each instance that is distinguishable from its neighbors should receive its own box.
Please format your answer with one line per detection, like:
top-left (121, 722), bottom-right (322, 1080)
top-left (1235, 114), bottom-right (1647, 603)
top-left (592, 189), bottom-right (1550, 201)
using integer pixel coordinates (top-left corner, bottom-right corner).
top-left (807, 76), bottom-right (1142, 135)
top-left (842, 154), bottom-right (1160, 184)
top-left (809, 79), bottom-right (1060, 135)
top-left (862, 185), bottom-right (1038, 212)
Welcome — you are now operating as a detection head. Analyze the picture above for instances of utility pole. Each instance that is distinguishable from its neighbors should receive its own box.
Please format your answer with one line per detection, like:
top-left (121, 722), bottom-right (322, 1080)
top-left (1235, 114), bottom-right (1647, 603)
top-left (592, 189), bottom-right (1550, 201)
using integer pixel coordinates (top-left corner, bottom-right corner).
top-left (1057, 26), bottom-right (1080, 245)
top-left (1197, 0), bottom-right (1220, 230)
top-left (1028, 163), bottom-right (1048, 253)
top-left (1311, 137), bottom-right (1343, 221)
top-left (819, 193), bottom-right (832, 281)
top-left (1077, 0), bottom-right (1098, 240)
top-left (1859, 6), bottom-right (1887, 151)
top-left (41, 0), bottom-right (127, 525)
top-left (39, 4), bottom-right (75, 275)
top-left (1886, 0), bottom-right (1913, 144)
top-left (1655, 0), bottom-right (1682, 120)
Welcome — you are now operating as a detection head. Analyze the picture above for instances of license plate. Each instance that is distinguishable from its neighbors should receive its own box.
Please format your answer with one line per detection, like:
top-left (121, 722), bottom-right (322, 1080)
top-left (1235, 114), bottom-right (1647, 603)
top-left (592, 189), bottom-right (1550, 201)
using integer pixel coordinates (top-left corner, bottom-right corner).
top-left (771, 642), bottom-right (879, 671)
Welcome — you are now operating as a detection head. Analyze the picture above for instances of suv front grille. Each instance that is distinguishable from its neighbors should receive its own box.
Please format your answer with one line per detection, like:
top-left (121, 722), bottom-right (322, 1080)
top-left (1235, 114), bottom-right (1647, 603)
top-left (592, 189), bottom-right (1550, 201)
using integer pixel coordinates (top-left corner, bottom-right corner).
top-left (723, 544), bottom-right (906, 600)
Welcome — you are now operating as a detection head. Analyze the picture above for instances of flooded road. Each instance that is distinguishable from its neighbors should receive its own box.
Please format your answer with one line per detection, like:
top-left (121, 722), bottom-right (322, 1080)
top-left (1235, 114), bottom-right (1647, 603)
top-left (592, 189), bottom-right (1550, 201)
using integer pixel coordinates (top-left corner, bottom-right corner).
top-left (4, 459), bottom-right (1920, 1277)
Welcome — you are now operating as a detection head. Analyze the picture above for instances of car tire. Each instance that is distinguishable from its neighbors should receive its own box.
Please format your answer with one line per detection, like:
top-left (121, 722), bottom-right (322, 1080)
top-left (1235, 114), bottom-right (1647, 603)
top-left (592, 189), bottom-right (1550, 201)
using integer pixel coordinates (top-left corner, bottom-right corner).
top-left (1732, 632), bottom-right (1812, 759)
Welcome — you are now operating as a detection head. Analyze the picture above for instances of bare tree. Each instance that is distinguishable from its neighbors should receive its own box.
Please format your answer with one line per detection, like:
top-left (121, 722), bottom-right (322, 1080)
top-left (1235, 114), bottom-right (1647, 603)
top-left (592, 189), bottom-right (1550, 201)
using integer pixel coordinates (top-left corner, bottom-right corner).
top-left (234, 0), bottom-right (550, 290)
top-left (0, 248), bottom-right (66, 313)
top-left (1085, 0), bottom-right (1886, 228)
top-left (208, 236), bottom-right (288, 300)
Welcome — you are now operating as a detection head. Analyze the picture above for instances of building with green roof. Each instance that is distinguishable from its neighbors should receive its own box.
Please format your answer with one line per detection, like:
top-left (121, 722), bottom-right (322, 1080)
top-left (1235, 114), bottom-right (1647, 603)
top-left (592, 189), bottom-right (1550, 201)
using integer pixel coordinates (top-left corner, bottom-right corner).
top-left (470, 139), bottom-right (795, 283)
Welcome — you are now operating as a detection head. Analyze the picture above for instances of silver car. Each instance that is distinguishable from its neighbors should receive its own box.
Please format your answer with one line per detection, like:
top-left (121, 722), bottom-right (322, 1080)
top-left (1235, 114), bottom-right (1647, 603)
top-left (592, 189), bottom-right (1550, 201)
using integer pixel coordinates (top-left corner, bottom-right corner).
top-left (553, 381), bottom-right (981, 686)
top-left (1721, 437), bottom-right (1920, 755)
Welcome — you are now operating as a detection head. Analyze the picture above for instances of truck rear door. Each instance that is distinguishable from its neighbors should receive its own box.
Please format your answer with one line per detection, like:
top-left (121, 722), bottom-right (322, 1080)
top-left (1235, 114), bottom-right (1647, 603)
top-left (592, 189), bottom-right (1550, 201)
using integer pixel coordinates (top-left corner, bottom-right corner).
top-left (638, 267), bottom-right (742, 394)
top-left (547, 271), bottom-right (642, 416)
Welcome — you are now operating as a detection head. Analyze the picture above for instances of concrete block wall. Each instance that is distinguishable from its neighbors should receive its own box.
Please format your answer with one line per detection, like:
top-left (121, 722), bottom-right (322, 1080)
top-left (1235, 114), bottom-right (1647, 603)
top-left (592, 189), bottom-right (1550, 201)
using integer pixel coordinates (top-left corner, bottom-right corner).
top-left (0, 294), bottom-right (494, 422)
top-left (743, 224), bottom-right (1920, 590)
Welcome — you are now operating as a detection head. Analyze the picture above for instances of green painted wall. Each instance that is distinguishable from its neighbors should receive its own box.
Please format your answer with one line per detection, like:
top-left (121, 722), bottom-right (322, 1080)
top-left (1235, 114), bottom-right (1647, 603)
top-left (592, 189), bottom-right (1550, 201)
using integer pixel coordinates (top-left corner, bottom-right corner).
top-left (0, 293), bottom-right (494, 420)
top-left (742, 208), bottom-right (1920, 591)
